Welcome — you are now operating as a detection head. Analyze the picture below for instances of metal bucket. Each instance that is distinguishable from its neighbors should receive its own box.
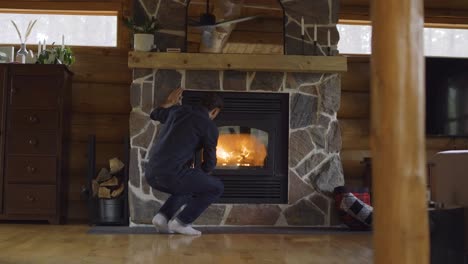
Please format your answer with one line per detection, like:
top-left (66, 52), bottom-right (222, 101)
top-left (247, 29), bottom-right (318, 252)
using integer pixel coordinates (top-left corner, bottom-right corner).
top-left (99, 198), bottom-right (123, 223)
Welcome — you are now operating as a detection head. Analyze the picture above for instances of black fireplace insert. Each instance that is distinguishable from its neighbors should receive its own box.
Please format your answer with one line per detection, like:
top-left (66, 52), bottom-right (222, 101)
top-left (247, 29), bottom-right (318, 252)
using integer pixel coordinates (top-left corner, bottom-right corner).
top-left (183, 91), bottom-right (289, 204)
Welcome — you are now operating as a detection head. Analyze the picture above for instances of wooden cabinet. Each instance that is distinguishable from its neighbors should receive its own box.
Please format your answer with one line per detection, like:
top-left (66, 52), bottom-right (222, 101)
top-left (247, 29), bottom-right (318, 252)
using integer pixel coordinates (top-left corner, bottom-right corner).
top-left (0, 64), bottom-right (72, 224)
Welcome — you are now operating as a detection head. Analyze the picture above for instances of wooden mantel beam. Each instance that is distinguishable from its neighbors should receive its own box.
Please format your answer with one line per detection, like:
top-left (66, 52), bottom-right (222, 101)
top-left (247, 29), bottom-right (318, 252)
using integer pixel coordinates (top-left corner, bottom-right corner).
top-left (128, 52), bottom-right (347, 73)
top-left (371, 0), bottom-right (429, 263)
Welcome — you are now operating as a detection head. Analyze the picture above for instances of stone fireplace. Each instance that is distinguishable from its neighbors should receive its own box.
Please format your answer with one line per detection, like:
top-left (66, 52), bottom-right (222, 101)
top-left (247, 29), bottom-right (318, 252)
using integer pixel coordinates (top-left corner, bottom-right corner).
top-left (129, 0), bottom-right (344, 226)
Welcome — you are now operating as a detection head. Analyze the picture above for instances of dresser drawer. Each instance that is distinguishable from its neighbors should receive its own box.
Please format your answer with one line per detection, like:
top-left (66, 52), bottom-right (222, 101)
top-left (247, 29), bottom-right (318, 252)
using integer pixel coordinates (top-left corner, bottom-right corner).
top-left (6, 184), bottom-right (56, 215)
top-left (6, 132), bottom-right (57, 155)
top-left (9, 76), bottom-right (60, 109)
top-left (8, 110), bottom-right (58, 131)
top-left (6, 156), bottom-right (56, 184)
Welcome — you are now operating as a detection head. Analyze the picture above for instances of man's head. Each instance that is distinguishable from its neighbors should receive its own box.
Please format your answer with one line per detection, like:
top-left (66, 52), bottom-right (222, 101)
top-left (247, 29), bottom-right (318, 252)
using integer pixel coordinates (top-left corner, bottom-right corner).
top-left (201, 93), bottom-right (224, 120)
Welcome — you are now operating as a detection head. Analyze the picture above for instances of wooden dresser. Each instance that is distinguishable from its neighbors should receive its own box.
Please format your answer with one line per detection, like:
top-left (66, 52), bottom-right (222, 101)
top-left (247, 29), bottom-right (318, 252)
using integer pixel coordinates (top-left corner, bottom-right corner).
top-left (0, 64), bottom-right (72, 224)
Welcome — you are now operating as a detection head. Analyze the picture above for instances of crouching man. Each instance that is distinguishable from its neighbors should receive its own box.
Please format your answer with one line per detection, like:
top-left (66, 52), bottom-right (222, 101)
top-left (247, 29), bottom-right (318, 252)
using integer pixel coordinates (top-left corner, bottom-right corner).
top-left (145, 88), bottom-right (224, 235)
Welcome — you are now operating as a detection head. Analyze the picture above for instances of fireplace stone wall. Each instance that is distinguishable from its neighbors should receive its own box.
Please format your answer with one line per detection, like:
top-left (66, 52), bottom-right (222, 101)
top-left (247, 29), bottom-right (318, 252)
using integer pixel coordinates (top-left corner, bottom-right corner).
top-left (129, 0), bottom-right (345, 226)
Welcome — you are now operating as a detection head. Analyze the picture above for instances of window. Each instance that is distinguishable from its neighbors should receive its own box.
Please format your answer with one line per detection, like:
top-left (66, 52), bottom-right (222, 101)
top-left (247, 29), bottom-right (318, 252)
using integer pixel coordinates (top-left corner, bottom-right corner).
top-left (337, 23), bottom-right (468, 57)
top-left (1, 10), bottom-right (118, 47)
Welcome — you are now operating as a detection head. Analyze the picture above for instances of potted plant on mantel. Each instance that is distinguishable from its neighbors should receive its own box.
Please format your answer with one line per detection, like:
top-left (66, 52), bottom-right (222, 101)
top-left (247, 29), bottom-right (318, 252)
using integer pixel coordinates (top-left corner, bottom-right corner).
top-left (124, 15), bottom-right (160, 52)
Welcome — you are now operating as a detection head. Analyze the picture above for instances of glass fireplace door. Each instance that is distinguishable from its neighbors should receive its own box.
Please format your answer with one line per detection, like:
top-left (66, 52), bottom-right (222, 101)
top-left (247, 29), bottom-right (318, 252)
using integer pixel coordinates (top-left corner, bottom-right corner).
top-left (216, 126), bottom-right (269, 169)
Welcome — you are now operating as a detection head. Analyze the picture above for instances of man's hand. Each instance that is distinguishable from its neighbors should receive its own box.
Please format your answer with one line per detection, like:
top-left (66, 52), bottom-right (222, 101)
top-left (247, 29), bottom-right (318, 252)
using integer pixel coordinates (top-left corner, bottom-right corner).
top-left (160, 88), bottom-right (184, 108)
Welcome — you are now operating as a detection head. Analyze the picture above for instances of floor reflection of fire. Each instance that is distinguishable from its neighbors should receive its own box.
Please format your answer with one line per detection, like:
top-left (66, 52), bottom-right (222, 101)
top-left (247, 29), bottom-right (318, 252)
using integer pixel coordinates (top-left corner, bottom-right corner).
top-left (216, 134), bottom-right (267, 168)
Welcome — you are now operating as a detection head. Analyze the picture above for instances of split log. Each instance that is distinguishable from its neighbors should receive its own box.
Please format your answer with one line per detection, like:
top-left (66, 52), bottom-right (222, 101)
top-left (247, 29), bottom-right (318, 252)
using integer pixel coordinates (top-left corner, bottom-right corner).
top-left (92, 180), bottom-right (99, 197)
top-left (100, 176), bottom-right (119, 187)
top-left (96, 168), bottom-right (111, 183)
top-left (98, 187), bottom-right (111, 199)
top-left (111, 184), bottom-right (125, 198)
top-left (109, 157), bottom-right (125, 174)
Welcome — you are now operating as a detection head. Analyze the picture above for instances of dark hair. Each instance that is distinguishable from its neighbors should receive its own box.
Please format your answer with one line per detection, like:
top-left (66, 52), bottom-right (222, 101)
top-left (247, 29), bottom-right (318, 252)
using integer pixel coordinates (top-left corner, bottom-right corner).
top-left (201, 93), bottom-right (224, 111)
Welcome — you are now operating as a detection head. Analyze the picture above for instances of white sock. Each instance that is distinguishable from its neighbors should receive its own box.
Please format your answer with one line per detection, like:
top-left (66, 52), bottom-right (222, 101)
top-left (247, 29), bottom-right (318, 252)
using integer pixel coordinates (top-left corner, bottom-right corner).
top-left (152, 213), bottom-right (173, 234)
top-left (168, 219), bottom-right (202, 236)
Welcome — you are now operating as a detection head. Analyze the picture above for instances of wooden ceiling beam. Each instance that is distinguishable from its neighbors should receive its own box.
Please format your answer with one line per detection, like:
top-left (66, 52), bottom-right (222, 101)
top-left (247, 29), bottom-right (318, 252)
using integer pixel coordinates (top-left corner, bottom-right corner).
top-left (188, 2), bottom-right (282, 18)
top-left (340, 3), bottom-right (468, 25)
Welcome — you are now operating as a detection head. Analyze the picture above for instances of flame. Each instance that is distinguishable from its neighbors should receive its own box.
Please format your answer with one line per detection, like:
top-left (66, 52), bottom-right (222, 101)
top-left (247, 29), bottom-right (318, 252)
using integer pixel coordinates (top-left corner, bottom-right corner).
top-left (216, 134), bottom-right (267, 167)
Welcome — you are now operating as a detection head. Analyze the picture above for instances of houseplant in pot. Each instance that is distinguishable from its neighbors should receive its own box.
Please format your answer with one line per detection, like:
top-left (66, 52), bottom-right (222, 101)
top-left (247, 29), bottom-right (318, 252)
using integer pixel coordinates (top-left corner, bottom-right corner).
top-left (37, 45), bottom-right (75, 66)
top-left (124, 15), bottom-right (160, 52)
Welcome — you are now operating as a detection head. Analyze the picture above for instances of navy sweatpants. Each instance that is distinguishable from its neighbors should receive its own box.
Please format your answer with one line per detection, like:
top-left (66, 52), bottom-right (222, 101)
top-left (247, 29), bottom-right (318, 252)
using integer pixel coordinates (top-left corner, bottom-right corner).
top-left (146, 168), bottom-right (224, 225)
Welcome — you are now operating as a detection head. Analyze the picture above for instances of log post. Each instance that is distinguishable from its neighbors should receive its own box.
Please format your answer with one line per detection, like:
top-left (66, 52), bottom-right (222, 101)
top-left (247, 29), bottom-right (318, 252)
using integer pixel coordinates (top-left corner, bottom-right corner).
top-left (371, 0), bottom-right (429, 263)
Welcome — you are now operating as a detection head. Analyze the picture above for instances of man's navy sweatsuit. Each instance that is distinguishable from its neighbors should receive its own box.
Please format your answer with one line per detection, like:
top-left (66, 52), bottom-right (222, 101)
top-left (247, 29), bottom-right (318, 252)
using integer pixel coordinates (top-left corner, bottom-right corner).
top-left (145, 105), bottom-right (224, 224)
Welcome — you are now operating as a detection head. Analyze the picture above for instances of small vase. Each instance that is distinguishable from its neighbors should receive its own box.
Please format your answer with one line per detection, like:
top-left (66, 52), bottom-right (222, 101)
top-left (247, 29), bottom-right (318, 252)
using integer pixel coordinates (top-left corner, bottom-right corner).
top-left (16, 43), bottom-right (29, 64)
top-left (134, 33), bottom-right (154, 52)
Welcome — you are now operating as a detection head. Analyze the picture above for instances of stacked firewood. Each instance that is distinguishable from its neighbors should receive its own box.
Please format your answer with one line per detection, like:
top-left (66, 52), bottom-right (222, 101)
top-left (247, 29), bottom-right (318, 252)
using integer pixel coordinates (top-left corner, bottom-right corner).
top-left (92, 158), bottom-right (125, 199)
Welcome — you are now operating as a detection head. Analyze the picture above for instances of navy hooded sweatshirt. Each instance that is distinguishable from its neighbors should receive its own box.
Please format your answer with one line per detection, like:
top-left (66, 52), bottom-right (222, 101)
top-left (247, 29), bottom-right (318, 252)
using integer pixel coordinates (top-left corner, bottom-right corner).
top-left (145, 105), bottom-right (219, 186)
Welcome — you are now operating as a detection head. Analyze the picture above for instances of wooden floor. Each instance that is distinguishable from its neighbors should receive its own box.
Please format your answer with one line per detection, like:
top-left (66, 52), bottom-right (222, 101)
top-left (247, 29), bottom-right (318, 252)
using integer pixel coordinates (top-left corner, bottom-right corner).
top-left (0, 225), bottom-right (373, 264)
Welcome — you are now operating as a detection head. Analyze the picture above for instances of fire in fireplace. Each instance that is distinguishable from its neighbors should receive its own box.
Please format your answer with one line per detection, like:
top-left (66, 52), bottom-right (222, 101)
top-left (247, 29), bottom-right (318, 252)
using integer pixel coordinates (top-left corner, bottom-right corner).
top-left (183, 91), bottom-right (289, 204)
top-left (216, 127), bottom-right (268, 168)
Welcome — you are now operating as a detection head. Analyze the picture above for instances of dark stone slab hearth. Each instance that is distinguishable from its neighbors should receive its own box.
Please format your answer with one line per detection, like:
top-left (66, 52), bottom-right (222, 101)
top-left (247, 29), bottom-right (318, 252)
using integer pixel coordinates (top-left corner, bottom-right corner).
top-left (284, 199), bottom-right (325, 226)
top-left (226, 205), bottom-right (281, 225)
top-left (309, 193), bottom-right (330, 215)
top-left (193, 205), bottom-right (226, 225)
top-left (186, 70), bottom-right (220, 90)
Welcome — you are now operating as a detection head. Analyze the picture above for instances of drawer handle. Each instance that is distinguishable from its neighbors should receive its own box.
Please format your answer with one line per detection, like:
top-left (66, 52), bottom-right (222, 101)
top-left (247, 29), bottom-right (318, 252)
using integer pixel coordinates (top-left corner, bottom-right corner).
top-left (28, 139), bottom-right (38, 146)
top-left (26, 166), bottom-right (37, 173)
top-left (26, 195), bottom-right (36, 202)
top-left (28, 115), bottom-right (38, 123)
top-left (11, 88), bottom-right (17, 95)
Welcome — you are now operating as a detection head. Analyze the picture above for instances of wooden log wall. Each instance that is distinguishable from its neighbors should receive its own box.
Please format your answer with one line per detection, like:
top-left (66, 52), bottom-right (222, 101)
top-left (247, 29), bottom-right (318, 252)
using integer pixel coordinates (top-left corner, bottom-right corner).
top-left (0, 0), bottom-right (132, 222)
top-left (68, 47), bottom-right (131, 222)
top-left (340, 56), bottom-right (468, 187)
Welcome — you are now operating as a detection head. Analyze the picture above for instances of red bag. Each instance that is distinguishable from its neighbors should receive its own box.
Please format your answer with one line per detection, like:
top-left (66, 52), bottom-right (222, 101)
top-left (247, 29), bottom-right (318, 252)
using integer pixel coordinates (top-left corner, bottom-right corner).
top-left (333, 186), bottom-right (371, 230)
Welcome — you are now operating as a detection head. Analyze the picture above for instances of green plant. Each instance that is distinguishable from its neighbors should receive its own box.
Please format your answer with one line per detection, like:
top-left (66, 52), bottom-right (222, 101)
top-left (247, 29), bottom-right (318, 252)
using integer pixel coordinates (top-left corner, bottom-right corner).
top-left (37, 46), bottom-right (75, 66)
top-left (123, 15), bottom-right (160, 34)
